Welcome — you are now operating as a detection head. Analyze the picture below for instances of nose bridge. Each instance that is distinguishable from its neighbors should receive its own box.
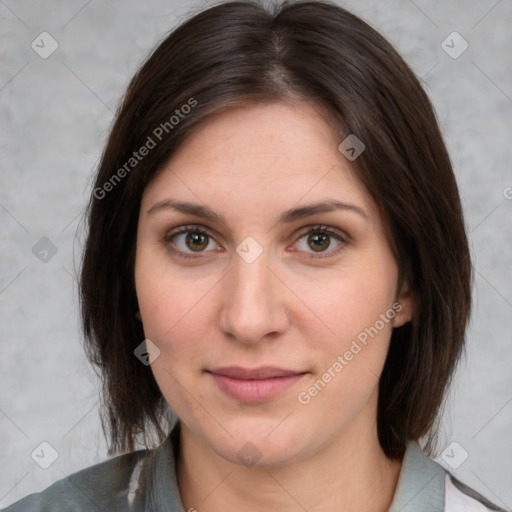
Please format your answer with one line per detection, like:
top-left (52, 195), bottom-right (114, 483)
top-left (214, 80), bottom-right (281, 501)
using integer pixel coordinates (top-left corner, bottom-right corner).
top-left (220, 245), bottom-right (287, 343)
top-left (234, 248), bottom-right (271, 296)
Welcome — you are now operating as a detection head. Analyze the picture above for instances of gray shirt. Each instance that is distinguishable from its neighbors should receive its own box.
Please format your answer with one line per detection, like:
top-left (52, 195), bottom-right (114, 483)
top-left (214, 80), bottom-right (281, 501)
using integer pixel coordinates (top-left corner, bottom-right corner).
top-left (2, 422), bottom-right (507, 511)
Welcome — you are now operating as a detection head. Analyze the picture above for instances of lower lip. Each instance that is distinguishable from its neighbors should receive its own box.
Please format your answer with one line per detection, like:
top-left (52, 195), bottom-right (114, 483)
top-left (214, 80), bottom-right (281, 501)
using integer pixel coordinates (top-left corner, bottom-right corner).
top-left (209, 372), bottom-right (306, 404)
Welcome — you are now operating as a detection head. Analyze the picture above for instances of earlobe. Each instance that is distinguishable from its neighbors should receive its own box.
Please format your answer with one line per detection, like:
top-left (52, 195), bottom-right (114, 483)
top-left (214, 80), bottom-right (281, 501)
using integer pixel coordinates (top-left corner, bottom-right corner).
top-left (393, 280), bottom-right (414, 328)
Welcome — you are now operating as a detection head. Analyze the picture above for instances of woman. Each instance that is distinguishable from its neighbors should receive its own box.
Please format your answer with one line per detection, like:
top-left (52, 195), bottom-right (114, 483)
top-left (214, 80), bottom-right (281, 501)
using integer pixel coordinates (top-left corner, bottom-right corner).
top-left (3, 0), bottom-right (508, 511)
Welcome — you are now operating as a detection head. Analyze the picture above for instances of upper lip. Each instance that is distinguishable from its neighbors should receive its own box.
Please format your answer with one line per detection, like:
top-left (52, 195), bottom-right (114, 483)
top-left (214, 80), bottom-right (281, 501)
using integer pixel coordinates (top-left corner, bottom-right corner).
top-left (208, 366), bottom-right (305, 379)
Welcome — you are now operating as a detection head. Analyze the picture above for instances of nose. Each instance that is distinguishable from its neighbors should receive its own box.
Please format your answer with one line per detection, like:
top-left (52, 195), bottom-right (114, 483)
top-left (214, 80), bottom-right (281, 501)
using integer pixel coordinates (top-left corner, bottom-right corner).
top-left (219, 247), bottom-right (290, 344)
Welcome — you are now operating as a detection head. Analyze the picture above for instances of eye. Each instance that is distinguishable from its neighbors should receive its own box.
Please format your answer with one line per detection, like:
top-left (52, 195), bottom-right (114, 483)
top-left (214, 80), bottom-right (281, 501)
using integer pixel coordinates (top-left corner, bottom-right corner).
top-left (162, 224), bottom-right (347, 260)
top-left (162, 225), bottom-right (220, 259)
top-left (294, 225), bottom-right (346, 258)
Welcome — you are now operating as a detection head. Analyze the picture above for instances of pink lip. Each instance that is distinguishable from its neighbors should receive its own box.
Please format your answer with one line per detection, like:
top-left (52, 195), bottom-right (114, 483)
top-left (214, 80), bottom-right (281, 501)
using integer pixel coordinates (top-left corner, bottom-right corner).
top-left (207, 366), bottom-right (307, 403)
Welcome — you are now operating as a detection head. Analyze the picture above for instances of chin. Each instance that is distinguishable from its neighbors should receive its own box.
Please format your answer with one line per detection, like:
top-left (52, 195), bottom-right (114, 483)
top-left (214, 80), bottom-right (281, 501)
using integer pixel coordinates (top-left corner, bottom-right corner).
top-left (216, 438), bottom-right (305, 469)
top-left (206, 417), bottom-right (312, 468)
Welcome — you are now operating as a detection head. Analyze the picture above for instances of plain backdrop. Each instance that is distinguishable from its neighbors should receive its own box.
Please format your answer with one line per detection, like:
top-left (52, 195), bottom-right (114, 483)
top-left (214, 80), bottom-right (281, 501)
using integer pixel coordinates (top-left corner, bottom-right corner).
top-left (1, 0), bottom-right (511, 509)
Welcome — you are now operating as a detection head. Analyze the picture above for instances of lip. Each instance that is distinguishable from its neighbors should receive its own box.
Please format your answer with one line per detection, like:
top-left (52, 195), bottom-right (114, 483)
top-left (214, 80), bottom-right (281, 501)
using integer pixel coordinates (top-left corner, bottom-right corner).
top-left (207, 366), bottom-right (307, 403)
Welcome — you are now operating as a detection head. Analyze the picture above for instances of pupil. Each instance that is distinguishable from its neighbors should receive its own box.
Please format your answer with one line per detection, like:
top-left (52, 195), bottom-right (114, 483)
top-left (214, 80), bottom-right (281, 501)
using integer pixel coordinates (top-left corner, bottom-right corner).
top-left (187, 232), bottom-right (208, 251)
top-left (310, 233), bottom-right (329, 251)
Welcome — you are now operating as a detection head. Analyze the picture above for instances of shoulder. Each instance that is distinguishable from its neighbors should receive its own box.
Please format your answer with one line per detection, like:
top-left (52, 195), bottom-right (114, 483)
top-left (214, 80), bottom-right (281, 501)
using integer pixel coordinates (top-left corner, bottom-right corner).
top-left (389, 441), bottom-right (509, 512)
top-left (1, 447), bottom-right (151, 512)
top-left (444, 472), bottom-right (509, 512)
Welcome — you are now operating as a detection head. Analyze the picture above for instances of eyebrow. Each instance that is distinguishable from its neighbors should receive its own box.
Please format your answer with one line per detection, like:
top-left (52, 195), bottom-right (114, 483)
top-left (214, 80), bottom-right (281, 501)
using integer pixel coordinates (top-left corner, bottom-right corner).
top-left (147, 198), bottom-right (369, 225)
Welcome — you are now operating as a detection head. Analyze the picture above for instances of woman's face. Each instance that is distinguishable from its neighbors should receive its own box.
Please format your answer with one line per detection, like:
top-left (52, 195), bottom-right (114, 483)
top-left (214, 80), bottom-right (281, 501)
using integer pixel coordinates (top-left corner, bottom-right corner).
top-left (135, 101), bottom-right (413, 467)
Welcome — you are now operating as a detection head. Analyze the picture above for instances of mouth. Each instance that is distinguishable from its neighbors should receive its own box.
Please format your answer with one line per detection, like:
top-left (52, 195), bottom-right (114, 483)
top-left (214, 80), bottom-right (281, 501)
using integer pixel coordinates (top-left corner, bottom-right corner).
top-left (206, 366), bottom-right (307, 404)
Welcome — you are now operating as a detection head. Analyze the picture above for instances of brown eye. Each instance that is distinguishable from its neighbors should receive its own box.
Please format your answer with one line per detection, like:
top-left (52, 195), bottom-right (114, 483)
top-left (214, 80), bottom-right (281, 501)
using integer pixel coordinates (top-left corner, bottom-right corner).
top-left (185, 231), bottom-right (209, 251)
top-left (307, 232), bottom-right (331, 252)
top-left (163, 226), bottom-right (220, 258)
top-left (295, 226), bottom-right (346, 258)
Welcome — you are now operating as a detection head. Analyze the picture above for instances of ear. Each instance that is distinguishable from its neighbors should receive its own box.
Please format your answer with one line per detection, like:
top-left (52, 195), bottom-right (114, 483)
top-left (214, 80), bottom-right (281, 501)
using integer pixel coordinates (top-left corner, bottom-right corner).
top-left (393, 279), bottom-right (414, 328)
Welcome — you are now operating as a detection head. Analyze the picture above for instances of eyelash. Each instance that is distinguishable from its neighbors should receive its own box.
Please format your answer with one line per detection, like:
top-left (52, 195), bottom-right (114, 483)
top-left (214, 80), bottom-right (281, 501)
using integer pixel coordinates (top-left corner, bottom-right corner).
top-left (161, 224), bottom-right (348, 260)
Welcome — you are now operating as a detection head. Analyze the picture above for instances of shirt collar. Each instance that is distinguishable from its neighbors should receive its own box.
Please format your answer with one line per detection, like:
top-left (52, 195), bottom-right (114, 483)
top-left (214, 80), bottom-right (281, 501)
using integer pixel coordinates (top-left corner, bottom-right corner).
top-left (144, 422), bottom-right (186, 512)
top-left (388, 440), bottom-right (446, 512)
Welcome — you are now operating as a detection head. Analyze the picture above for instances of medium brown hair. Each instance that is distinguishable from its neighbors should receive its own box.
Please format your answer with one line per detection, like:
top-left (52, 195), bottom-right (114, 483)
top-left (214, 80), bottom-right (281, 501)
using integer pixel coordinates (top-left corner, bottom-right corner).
top-left (80, 0), bottom-right (472, 459)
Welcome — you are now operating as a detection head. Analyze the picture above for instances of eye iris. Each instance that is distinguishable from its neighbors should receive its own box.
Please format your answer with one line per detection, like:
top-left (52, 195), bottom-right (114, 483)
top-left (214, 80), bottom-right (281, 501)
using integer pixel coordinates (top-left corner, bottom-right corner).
top-left (186, 232), bottom-right (208, 251)
top-left (308, 232), bottom-right (330, 252)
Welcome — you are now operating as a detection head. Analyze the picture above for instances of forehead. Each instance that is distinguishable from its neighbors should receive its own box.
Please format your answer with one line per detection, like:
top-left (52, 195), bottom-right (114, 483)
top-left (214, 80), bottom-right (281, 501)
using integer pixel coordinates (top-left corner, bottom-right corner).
top-left (141, 101), bottom-right (375, 222)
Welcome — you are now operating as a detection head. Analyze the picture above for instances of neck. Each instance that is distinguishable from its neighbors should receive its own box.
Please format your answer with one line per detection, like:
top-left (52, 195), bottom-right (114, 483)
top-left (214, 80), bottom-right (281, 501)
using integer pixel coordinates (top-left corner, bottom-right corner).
top-left (176, 404), bottom-right (403, 512)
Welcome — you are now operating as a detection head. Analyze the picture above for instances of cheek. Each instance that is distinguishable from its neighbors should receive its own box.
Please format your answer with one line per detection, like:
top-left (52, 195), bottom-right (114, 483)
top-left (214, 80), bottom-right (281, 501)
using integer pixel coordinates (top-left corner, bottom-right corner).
top-left (305, 269), bottom-right (397, 338)
top-left (298, 277), bottom-right (396, 414)
top-left (135, 259), bottom-right (222, 392)
top-left (135, 265), bottom-right (214, 417)
top-left (135, 243), bottom-right (210, 342)
top-left (138, 277), bottom-right (208, 354)
top-left (299, 265), bottom-right (398, 393)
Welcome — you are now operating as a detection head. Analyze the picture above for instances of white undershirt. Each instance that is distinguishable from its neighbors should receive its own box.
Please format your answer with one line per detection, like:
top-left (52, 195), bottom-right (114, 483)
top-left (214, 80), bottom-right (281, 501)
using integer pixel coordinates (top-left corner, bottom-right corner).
top-left (445, 474), bottom-right (498, 512)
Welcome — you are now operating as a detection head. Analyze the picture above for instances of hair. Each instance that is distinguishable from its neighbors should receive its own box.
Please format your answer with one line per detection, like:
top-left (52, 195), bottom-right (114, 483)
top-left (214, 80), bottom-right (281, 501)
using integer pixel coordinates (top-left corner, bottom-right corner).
top-left (80, 0), bottom-right (472, 459)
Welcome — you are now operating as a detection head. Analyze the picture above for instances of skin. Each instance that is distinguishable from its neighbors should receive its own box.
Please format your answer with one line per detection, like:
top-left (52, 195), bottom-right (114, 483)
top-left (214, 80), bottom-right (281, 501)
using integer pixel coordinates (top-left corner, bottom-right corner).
top-left (135, 100), bottom-right (414, 512)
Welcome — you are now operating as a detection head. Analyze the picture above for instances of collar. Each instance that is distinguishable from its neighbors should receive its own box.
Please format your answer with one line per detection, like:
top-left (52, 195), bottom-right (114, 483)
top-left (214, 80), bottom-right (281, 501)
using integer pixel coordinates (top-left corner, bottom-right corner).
top-left (143, 421), bottom-right (186, 512)
top-left (142, 423), bottom-right (446, 511)
top-left (388, 440), bottom-right (445, 512)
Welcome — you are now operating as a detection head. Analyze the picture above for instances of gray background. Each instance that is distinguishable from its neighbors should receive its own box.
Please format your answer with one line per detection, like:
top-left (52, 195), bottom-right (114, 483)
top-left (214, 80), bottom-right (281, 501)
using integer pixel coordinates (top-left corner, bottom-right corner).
top-left (1, 0), bottom-right (511, 509)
